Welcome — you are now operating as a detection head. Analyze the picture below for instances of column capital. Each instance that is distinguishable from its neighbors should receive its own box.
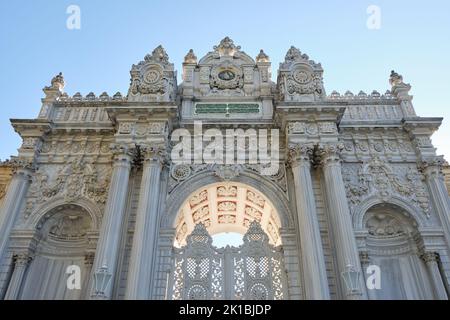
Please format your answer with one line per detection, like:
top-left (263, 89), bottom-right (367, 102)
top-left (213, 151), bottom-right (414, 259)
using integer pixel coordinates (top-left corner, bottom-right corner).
top-left (419, 156), bottom-right (445, 179)
top-left (110, 143), bottom-right (135, 163)
top-left (315, 143), bottom-right (344, 167)
top-left (85, 252), bottom-right (95, 267)
top-left (13, 252), bottom-right (33, 267)
top-left (140, 144), bottom-right (168, 166)
top-left (287, 143), bottom-right (314, 167)
top-left (421, 251), bottom-right (440, 263)
top-left (359, 251), bottom-right (370, 265)
top-left (7, 157), bottom-right (35, 176)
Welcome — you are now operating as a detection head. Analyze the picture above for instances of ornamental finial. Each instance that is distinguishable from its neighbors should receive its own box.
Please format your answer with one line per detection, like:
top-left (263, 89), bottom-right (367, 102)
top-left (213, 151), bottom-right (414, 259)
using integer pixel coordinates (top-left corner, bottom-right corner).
top-left (184, 49), bottom-right (197, 64)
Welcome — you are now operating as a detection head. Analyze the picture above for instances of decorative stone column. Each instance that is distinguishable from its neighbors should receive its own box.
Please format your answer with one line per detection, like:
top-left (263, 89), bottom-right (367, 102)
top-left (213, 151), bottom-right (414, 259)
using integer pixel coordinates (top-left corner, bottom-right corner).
top-left (126, 146), bottom-right (166, 300)
top-left (90, 144), bottom-right (133, 299)
top-left (0, 160), bottom-right (33, 264)
top-left (421, 252), bottom-right (448, 300)
top-left (317, 144), bottom-right (367, 299)
top-left (4, 252), bottom-right (32, 300)
top-left (288, 144), bottom-right (330, 299)
top-left (420, 158), bottom-right (450, 246)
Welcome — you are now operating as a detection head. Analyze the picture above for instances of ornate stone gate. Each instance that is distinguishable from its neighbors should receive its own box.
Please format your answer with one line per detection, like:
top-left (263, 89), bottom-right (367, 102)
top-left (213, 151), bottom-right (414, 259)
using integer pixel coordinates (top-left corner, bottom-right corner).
top-left (169, 221), bottom-right (288, 300)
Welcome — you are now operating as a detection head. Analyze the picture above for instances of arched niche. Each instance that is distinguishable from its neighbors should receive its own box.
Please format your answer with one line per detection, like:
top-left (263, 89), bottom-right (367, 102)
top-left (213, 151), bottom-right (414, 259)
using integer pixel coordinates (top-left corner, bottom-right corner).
top-left (20, 204), bottom-right (95, 300)
top-left (361, 203), bottom-right (435, 300)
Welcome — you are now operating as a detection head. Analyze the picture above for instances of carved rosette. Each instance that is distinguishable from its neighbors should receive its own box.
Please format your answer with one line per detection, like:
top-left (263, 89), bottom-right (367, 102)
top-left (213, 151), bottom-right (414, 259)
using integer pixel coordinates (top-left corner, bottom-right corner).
top-left (287, 143), bottom-right (314, 167)
top-left (315, 143), bottom-right (344, 167)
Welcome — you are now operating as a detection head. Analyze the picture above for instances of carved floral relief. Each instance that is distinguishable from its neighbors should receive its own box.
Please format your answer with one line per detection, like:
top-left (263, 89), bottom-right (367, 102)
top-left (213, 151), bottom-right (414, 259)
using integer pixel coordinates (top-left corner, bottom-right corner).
top-left (342, 157), bottom-right (430, 217)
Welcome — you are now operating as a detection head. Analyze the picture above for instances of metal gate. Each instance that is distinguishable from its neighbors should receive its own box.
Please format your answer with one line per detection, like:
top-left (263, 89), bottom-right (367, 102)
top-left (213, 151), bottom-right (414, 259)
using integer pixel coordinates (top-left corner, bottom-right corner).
top-left (168, 221), bottom-right (288, 300)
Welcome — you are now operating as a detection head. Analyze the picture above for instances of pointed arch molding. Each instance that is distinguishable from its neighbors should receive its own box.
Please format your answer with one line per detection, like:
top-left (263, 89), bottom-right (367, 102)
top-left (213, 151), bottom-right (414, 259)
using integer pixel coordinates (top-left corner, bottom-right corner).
top-left (162, 171), bottom-right (295, 234)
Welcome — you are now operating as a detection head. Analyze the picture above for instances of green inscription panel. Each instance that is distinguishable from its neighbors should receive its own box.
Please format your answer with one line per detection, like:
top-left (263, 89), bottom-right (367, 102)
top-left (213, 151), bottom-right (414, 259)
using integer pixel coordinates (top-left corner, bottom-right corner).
top-left (195, 103), bottom-right (260, 115)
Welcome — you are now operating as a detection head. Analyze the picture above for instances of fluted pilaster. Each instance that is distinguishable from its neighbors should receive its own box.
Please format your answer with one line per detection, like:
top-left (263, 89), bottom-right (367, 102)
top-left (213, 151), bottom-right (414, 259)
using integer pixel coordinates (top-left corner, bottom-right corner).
top-left (90, 144), bottom-right (133, 299)
top-left (420, 158), bottom-right (450, 247)
top-left (4, 252), bottom-right (33, 300)
top-left (288, 143), bottom-right (330, 299)
top-left (125, 145), bottom-right (166, 300)
top-left (317, 143), bottom-right (366, 299)
top-left (0, 160), bottom-right (33, 264)
top-left (421, 252), bottom-right (448, 300)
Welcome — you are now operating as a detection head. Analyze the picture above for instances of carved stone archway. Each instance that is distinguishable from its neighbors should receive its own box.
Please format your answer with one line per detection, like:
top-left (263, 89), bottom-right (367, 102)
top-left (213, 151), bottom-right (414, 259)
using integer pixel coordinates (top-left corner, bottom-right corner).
top-left (173, 182), bottom-right (282, 248)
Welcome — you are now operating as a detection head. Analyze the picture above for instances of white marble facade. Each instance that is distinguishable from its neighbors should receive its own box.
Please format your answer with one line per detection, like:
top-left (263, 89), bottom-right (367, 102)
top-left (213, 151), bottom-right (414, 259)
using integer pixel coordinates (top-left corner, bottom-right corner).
top-left (0, 37), bottom-right (449, 300)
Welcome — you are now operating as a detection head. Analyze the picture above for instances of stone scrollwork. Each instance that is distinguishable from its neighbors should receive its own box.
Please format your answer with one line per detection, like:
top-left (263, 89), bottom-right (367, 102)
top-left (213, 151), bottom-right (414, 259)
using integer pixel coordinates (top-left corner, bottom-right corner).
top-left (315, 143), bottom-right (344, 167)
top-left (210, 61), bottom-right (244, 90)
top-left (141, 145), bottom-right (168, 165)
top-left (128, 45), bottom-right (176, 102)
top-left (419, 156), bottom-right (446, 179)
top-left (366, 213), bottom-right (407, 238)
top-left (8, 157), bottom-right (35, 174)
top-left (25, 158), bottom-right (111, 218)
top-left (287, 143), bottom-right (314, 167)
top-left (167, 163), bottom-right (288, 195)
top-left (278, 46), bottom-right (325, 101)
top-left (213, 164), bottom-right (243, 181)
top-left (342, 157), bottom-right (431, 218)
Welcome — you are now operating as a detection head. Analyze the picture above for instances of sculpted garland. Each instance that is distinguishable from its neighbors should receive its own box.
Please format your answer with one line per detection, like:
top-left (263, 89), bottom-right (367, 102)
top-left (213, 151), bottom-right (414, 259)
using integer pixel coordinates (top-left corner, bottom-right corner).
top-left (342, 157), bottom-right (431, 217)
top-left (24, 158), bottom-right (111, 218)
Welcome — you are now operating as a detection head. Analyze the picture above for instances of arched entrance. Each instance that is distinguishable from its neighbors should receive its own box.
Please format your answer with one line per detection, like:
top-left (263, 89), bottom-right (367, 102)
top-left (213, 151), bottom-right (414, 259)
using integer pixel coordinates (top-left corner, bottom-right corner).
top-left (167, 182), bottom-right (288, 300)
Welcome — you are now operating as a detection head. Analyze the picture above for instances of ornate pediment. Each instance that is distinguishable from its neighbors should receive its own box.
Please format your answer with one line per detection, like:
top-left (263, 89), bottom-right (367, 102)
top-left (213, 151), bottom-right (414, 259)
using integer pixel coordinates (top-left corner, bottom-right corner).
top-left (128, 45), bottom-right (177, 102)
top-left (277, 46), bottom-right (325, 102)
top-left (181, 37), bottom-right (273, 100)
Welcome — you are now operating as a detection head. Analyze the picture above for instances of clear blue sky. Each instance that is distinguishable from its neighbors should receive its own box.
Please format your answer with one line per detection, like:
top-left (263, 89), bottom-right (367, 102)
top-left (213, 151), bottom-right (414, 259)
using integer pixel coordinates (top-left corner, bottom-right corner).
top-left (1, 0), bottom-right (449, 161)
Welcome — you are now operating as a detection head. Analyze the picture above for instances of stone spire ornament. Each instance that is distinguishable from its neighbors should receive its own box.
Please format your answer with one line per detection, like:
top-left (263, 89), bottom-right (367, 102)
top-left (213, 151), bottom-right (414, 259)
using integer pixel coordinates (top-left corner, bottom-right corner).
top-left (144, 45), bottom-right (169, 64)
top-left (42, 72), bottom-right (65, 101)
top-left (256, 49), bottom-right (270, 63)
top-left (389, 70), bottom-right (404, 87)
top-left (389, 70), bottom-right (413, 103)
top-left (50, 72), bottom-right (65, 91)
top-left (214, 36), bottom-right (241, 57)
top-left (184, 49), bottom-right (197, 64)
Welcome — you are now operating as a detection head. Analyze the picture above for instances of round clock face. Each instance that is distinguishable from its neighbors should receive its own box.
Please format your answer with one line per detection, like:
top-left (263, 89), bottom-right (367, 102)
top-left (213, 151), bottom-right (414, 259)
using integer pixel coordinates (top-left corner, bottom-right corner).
top-left (293, 70), bottom-right (311, 84)
top-left (218, 70), bottom-right (236, 81)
